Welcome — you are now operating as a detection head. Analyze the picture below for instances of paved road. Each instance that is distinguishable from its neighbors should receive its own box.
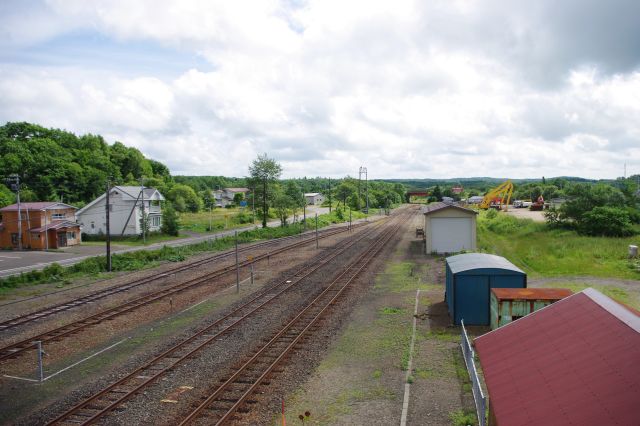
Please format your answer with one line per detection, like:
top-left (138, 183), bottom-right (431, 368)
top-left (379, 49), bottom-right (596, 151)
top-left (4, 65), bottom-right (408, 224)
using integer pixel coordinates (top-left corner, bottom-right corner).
top-left (0, 205), bottom-right (332, 278)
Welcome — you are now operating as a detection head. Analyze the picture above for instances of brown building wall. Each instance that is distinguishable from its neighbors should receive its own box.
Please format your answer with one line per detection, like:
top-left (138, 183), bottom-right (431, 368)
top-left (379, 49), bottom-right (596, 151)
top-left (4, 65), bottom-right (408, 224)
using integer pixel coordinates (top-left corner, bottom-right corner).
top-left (0, 207), bottom-right (79, 250)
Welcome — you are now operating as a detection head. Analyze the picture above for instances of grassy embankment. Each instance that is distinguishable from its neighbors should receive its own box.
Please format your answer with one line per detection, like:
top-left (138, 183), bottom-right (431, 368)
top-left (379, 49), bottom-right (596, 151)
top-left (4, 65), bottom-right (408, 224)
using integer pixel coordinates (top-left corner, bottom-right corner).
top-left (0, 209), bottom-right (371, 294)
top-left (477, 211), bottom-right (640, 308)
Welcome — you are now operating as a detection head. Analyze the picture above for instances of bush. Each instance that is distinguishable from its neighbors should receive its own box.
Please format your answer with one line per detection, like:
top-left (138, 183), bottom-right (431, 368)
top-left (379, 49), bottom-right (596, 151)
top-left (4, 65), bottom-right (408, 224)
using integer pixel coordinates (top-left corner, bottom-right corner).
top-left (484, 209), bottom-right (498, 220)
top-left (579, 206), bottom-right (635, 237)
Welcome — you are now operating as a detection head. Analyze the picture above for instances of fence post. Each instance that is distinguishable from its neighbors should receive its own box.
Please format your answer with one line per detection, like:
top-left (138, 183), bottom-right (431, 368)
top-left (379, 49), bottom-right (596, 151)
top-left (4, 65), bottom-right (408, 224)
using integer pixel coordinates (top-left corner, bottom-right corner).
top-left (460, 320), bottom-right (487, 426)
top-left (37, 341), bottom-right (44, 382)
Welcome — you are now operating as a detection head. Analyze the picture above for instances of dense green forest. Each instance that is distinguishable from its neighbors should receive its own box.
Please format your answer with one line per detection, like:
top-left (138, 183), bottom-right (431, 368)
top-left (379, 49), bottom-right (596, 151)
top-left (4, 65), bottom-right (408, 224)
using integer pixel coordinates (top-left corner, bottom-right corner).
top-left (0, 122), bottom-right (406, 213)
top-left (0, 122), bottom-right (171, 207)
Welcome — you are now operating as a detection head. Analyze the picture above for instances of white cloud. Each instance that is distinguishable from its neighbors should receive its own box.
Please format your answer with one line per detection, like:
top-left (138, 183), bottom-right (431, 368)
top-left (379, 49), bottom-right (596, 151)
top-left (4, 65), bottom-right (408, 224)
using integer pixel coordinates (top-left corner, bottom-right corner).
top-left (0, 0), bottom-right (639, 179)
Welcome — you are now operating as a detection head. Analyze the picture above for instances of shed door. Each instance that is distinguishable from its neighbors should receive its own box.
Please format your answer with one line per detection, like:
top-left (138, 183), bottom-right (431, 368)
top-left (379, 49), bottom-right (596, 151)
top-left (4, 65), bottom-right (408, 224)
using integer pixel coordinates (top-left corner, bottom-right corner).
top-left (431, 218), bottom-right (472, 253)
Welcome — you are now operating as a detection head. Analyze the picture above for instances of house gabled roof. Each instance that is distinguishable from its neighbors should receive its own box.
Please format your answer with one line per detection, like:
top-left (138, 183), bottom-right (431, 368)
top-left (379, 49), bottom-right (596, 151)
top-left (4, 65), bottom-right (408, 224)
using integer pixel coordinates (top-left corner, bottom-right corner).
top-left (475, 288), bottom-right (640, 426)
top-left (77, 186), bottom-right (165, 216)
top-left (304, 193), bottom-right (321, 197)
top-left (0, 202), bottom-right (77, 212)
top-left (421, 202), bottom-right (477, 216)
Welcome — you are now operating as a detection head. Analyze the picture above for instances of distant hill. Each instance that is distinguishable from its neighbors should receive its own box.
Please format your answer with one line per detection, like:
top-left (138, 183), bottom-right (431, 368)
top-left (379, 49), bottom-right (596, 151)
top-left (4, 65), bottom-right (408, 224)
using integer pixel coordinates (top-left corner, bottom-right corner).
top-left (383, 177), bottom-right (597, 191)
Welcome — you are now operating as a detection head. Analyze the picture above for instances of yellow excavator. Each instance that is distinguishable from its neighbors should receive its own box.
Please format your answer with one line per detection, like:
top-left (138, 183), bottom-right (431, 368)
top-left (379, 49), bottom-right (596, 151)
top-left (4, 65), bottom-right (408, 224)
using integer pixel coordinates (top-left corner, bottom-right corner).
top-left (479, 180), bottom-right (513, 211)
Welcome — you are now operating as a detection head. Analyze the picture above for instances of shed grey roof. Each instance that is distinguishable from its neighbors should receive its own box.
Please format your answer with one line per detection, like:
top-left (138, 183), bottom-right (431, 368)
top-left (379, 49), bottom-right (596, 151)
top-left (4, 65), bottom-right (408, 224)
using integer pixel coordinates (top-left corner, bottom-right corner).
top-left (446, 253), bottom-right (525, 275)
top-left (421, 202), bottom-right (477, 216)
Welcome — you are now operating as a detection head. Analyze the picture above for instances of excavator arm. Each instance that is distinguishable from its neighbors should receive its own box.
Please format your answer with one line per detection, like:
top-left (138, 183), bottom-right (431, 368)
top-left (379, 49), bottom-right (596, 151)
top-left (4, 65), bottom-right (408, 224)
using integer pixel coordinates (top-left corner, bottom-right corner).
top-left (479, 180), bottom-right (513, 210)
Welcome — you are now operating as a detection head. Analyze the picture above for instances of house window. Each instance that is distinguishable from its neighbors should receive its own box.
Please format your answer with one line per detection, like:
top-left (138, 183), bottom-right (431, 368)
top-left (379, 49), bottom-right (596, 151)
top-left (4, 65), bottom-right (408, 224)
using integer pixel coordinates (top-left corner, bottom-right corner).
top-left (67, 232), bottom-right (76, 239)
top-left (52, 213), bottom-right (66, 219)
top-left (151, 216), bottom-right (161, 227)
top-left (91, 222), bottom-right (95, 229)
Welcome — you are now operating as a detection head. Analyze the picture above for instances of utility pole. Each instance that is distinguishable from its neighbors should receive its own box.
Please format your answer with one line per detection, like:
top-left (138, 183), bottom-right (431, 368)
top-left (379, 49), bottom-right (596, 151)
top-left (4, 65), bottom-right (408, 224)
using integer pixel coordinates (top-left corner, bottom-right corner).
top-left (44, 206), bottom-right (48, 251)
top-left (235, 231), bottom-right (240, 293)
top-left (8, 175), bottom-right (22, 250)
top-left (328, 178), bottom-right (332, 213)
top-left (365, 168), bottom-right (369, 214)
top-left (303, 190), bottom-right (307, 230)
top-left (106, 179), bottom-right (112, 272)
top-left (209, 205), bottom-right (212, 232)
top-left (359, 166), bottom-right (368, 212)
top-left (315, 213), bottom-right (319, 249)
top-left (252, 186), bottom-right (256, 226)
top-left (140, 179), bottom-right (146, 244)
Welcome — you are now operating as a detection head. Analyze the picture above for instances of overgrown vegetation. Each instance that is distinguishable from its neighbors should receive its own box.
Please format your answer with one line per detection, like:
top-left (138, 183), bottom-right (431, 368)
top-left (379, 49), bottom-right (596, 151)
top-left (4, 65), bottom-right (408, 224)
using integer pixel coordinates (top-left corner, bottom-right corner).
top-left (478, 211), bottom-right (640, 279)
top-left (543, 182), bottom-right (639, 237)
top-left (449, 409), bottom-right (477, 426)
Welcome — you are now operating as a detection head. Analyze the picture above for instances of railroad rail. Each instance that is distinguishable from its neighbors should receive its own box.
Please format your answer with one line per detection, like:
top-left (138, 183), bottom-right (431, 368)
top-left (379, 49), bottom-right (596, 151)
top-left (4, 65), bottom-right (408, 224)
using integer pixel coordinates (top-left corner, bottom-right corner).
top-left (0, 224), bottom-right (360, 332)
top-left (0, 223), bottom-right (368, 362)
top-left (179, 209), bottom-right (412, 425)
top-left (45, 217), bottom-right (392, 425)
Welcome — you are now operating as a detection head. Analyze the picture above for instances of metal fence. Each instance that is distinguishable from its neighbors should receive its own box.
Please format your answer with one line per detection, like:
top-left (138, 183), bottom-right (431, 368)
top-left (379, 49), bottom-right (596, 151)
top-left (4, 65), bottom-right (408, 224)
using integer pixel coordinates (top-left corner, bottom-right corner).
top-left (460, 320), bottom-right (487, 426)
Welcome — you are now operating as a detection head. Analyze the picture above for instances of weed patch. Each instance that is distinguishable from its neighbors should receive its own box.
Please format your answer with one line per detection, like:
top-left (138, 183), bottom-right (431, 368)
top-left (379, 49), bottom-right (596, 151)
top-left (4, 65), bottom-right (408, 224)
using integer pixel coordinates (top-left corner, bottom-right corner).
top-left (449, 409), bottom-right (477, 426)
top-left (478, 212), bottom-right (640, 279)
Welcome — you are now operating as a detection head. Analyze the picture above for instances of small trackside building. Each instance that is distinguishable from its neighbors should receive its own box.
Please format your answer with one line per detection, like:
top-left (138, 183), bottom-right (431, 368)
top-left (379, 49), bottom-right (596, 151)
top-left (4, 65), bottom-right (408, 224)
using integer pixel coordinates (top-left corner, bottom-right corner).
top-left (475, 288), bottom-right (640, 426)
top-left (304, 193), bottom-right (324, 205)
top-left (445, 253), bottom-right (526, 325)
top-left (422, 202), bottom-right (477, 254)
top-left (490, 287), bottom-right (573, 329)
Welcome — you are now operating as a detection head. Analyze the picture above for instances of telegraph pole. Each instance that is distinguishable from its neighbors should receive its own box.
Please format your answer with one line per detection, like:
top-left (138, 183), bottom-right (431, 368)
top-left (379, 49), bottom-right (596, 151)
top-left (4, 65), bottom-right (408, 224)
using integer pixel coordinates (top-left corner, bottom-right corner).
top-left (8, 175), bottom-right (22, 250)
top-left (140, 179), bottom-right (146, 244)
top-left (105, 179), bottom-right (112, 272)
top-left (235, 231), bottom-right (240, 293)
top-left (359, 166), bottom-right (368, 212)
top-left (328, 178), bottom-right (332, 213)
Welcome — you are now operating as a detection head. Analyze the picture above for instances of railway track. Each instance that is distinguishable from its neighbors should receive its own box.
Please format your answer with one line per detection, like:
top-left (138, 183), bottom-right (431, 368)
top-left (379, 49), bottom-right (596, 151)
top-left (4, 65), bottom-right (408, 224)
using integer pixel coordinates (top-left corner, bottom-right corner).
top-left (45, 216), bottom-right (392, 425)
top-left (179, 209), bottom-right (412, 425)
top-left (0, 224), bottom-right (359, 333)
top-left (0, 223), bottom-right (367, 362)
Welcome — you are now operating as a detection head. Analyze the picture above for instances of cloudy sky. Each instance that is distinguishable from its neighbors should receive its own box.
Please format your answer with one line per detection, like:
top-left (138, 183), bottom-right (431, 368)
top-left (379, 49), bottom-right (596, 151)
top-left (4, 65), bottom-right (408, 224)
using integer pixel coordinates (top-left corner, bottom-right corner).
top-left (1, 0), bottom-right (639, 179)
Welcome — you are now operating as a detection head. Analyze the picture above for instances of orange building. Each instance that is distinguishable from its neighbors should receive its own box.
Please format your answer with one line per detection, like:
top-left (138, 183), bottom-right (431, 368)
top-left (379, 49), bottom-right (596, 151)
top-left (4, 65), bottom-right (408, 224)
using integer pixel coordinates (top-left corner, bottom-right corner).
top-left (0, 202), bottom-right (81, 250)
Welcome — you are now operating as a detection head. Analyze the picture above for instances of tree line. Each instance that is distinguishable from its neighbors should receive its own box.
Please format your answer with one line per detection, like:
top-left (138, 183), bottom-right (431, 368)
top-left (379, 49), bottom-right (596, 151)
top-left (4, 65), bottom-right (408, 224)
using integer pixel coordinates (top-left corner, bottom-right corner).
top-left (0, 123), bottom-right (406, 225)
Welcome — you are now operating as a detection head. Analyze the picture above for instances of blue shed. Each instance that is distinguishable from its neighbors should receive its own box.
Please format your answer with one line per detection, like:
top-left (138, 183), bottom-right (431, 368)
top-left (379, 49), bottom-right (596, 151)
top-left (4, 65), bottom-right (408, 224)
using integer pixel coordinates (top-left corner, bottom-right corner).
top-left (445, 253), bottom-right (526, 325)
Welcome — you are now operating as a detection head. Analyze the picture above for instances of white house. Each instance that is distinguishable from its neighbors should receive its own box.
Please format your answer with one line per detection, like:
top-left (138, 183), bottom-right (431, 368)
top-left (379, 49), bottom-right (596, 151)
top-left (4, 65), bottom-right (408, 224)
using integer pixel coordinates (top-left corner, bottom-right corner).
top-left (76, 186), bottom-right (165, 236)
top-left (213, 188), bottom-right (250, 207)
top-left (304, 193), bottom-right (324, 205)
top-left (422, 202), bottom-right (478, 254)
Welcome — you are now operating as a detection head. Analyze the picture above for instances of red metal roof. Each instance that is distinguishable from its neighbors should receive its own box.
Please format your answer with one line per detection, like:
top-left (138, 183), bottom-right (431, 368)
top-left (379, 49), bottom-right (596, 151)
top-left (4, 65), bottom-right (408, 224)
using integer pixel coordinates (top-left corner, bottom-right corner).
top-left (475, 288), bottom-right (640, 426)
top-left (491, 287), bottom-right (573, 301)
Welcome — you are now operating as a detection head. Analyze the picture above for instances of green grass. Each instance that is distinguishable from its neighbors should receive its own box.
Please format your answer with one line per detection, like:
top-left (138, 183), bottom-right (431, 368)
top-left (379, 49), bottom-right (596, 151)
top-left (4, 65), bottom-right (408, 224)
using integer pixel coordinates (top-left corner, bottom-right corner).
top-left (540, 281), bottom-right (639, 310)
top-left (449, 409), bottom-right (478, 426)
top-left (84, 233), bottom-right (184, 246)
top-left (374, 262), bottom-right (438, 293)
top-left (179, 208), bottom-right (256, 233)
top-left (477, 211), bottom-right (640, 279)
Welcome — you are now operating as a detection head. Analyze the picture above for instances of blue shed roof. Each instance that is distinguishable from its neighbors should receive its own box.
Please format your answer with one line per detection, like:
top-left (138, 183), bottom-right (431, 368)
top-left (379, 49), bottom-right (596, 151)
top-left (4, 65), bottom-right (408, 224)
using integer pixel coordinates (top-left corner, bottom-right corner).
top-left (446, 253), bottom-right (525, 275)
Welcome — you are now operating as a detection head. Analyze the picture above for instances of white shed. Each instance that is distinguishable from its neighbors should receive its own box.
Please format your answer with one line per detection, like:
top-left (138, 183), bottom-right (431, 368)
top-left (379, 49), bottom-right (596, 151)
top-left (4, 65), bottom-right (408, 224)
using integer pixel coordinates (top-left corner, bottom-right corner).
top-left (422, 202), bottom-right (477, 254)
top-left (304, 193), bottom-right (324, 205)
